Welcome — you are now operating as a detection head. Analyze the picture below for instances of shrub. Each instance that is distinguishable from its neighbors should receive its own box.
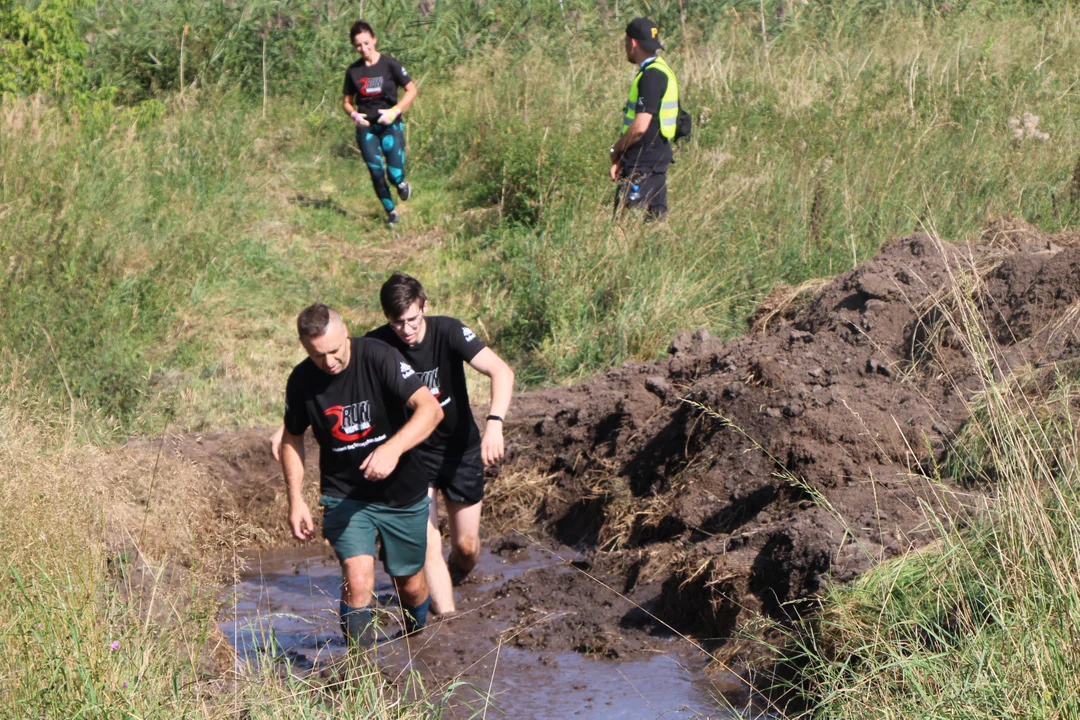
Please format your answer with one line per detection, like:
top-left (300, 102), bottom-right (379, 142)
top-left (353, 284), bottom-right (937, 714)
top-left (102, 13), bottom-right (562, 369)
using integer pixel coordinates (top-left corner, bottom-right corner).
top-left (0, 0), bottom-right (91, 98)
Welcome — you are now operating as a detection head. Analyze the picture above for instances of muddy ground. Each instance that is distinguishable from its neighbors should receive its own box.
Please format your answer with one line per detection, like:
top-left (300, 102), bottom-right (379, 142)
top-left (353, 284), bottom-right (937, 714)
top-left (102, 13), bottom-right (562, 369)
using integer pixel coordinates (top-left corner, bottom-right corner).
top-left (225, 543), bottom-right (744, 717)
top-left (126, 218), bottom-right (1080, 695)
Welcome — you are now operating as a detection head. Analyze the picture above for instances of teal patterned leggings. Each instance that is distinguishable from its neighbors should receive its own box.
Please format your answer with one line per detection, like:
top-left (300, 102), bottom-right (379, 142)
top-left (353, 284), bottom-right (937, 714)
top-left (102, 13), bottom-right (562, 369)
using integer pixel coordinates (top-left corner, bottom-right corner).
top-left (357, 120), bottom-right (406, 213)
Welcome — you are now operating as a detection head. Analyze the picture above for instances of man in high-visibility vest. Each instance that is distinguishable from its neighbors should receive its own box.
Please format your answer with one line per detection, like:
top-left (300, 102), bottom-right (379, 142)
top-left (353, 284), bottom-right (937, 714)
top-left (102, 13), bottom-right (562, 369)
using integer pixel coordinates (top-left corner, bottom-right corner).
top-left (609, 17), bottom-right (678, 219)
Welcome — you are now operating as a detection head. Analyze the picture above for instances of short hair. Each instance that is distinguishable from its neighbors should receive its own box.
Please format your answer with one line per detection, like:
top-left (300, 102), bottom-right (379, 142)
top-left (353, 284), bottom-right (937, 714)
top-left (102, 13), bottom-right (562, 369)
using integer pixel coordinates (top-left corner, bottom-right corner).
top-left (380, 273), bottom-right (427, 319)
top-left (349, 20), bottom-right (375, 42)
top-left (296, 303), bottom-right (338, 338)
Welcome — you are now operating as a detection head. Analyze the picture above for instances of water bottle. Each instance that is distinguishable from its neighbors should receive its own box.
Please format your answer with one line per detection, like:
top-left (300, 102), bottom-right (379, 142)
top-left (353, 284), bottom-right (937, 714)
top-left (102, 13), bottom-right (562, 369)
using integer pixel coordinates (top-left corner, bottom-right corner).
top-left (628, 184), bottom-right (641, 202)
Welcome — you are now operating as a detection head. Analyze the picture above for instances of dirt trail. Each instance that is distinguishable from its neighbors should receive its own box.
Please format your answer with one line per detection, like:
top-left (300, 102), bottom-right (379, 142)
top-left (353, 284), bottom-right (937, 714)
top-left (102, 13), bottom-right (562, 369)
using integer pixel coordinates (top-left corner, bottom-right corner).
top-left (126, 218), bottom-right (1080, 681)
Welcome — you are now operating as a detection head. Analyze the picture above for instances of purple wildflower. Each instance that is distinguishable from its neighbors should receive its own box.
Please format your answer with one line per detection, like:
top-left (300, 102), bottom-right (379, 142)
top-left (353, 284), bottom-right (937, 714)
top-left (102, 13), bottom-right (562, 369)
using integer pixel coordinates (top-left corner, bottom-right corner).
top-left (109, 640), bottom-right (121, 652)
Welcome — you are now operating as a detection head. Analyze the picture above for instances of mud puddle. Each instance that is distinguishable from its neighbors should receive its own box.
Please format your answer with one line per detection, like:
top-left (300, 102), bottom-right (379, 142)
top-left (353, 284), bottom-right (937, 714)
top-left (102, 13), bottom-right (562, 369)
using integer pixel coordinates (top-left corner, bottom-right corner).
top-left (220, 542), bottom-right (746, 718)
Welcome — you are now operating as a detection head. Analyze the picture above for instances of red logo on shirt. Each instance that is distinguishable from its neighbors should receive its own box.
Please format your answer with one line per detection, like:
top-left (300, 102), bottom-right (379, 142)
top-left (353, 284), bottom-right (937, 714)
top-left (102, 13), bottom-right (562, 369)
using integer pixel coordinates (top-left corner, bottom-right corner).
top-left (357, 76), bottom-right (384, 97)
top-left (324, 402), bottom-right (373, 442)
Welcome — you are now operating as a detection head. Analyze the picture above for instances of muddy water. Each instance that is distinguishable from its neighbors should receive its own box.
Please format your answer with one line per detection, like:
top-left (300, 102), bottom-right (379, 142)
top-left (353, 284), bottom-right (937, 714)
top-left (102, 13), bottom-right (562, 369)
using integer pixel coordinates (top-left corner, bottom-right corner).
top-left (220, 543), bottom-right (748, 719)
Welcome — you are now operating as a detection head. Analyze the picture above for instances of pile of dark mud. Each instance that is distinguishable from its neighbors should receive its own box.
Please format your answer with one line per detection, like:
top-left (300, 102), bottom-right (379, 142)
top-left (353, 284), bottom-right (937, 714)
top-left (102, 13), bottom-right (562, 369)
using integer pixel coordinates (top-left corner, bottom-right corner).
top-left (499, 218), bottom-right (1080, 660)
top-left (133, 219), bottom-right (1080, 683)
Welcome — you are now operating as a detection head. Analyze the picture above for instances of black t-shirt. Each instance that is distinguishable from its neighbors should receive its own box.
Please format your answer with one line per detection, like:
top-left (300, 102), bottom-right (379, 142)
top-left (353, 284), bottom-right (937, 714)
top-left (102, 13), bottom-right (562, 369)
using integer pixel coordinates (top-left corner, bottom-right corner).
top-left (620, 61), bottom-right (673, 175)
top-left (283, 337), bottom-right (426, 507)
top-left (366, 316), bottom-right (486, 455)
top-left (342, 55), bottom-right (411, 124)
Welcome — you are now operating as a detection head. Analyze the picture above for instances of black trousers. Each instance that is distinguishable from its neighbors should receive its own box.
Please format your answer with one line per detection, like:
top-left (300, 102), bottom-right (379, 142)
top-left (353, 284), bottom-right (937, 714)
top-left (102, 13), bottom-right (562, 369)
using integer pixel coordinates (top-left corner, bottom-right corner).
top-left (613, 168), bottom-right (668, 219)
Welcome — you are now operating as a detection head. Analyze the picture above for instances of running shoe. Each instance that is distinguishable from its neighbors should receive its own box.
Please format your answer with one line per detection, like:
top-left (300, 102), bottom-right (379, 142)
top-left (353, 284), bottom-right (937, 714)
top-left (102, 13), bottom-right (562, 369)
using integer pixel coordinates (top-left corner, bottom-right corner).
top-left (396, 181), bottom-right (411, 201)
top-left (386, 210), bottom-right (400, 226)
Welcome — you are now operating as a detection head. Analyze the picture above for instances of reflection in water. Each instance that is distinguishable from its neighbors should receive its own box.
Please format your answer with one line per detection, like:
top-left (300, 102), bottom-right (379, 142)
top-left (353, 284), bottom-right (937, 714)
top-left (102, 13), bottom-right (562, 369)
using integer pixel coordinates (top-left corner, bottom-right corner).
top-left (220, 545), bottom-right (745, 719)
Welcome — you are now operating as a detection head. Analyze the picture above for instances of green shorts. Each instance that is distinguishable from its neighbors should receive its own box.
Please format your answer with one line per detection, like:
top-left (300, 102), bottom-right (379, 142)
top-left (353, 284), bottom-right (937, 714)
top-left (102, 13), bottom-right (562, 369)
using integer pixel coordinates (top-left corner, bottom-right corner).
top-left (319, 495), bottom-right (429, 577)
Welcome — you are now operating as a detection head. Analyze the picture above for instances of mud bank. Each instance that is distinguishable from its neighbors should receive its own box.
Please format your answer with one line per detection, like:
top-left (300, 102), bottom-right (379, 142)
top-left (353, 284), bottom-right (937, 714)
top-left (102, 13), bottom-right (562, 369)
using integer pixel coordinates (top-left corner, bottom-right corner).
top-left (501, 219), bottom-right (1080, 660)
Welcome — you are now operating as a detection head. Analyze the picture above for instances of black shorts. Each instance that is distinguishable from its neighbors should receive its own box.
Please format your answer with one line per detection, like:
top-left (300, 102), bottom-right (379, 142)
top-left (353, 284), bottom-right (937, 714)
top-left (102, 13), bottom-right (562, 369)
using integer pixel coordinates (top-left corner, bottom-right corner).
top-left (413, 446), bottom-right (485, 506)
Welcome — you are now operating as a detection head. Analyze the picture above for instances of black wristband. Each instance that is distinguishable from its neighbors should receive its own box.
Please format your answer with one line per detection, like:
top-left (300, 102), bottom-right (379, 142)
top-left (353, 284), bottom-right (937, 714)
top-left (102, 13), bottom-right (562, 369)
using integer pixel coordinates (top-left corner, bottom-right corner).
top-left (486, 415), bottom-right (504, 423)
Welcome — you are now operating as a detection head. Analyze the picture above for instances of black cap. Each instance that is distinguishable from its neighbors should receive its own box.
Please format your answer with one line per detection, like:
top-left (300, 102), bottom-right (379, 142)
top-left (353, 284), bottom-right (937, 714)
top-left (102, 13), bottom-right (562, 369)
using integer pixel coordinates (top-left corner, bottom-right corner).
top-left (626, 17), bottom-right (663, 52)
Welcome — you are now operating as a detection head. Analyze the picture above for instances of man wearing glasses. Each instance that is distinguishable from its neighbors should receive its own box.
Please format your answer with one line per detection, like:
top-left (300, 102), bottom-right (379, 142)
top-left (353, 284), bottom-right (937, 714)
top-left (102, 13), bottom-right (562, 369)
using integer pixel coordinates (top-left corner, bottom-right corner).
top-left (365, 273), bottom-right (515, 617)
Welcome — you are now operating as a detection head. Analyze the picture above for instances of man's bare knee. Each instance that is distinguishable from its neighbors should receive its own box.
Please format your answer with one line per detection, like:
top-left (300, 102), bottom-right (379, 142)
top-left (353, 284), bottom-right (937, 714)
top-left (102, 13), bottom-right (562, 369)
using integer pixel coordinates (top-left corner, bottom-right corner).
top-left (460, 534), bottom-right (481, 560)
top-left (341, 556), bottom-right (376, 607)
top-left (451, 534), bottom-right (481, 572)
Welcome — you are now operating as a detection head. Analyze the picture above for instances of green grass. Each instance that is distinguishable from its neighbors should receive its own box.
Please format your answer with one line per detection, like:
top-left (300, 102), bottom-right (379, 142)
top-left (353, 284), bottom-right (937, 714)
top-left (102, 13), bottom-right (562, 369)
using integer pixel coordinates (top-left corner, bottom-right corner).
top-left (9, 1), bottom-right (1080, 432)
top-left (424, 4), bottom-right (1080, 379)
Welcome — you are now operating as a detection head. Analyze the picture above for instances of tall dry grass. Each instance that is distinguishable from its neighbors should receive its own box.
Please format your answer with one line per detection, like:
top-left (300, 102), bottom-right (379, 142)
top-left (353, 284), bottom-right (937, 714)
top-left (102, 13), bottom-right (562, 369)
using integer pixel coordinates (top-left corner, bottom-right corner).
top-left (0, 398), bottom-right (455, 717)
top-left (0, 403), bottom-right (225, 717)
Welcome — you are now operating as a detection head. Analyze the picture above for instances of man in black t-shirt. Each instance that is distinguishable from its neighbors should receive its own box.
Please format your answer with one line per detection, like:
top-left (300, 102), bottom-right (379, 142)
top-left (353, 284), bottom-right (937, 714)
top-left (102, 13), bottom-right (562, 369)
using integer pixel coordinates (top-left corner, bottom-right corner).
top-left (342, 20), bottom-right (419, 226)
top-left (608, 18), bottom-right (678, 219)
top-left (280, 303), bottom-right (443, 648)
top-left (367, 273), bottom-right (515, 617)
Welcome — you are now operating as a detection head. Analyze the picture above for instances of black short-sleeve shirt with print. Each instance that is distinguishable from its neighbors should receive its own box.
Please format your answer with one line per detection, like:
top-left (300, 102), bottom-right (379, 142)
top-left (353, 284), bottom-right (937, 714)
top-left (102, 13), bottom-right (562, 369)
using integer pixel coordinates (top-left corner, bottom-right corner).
top-left (343, 55), bottom-right (411, 124)
top-left (366, 316), bottom-right (486, 456)
top-left (283, 337), bottom-right (426, 507)
top-left (620, 63), bottom-right (672, 175)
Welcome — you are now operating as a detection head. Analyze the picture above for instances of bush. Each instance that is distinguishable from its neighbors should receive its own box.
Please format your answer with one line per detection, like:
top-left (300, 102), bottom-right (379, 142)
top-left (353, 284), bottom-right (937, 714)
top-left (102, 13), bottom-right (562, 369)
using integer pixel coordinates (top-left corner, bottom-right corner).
top-left (0, 0), bottom-right (92, 98)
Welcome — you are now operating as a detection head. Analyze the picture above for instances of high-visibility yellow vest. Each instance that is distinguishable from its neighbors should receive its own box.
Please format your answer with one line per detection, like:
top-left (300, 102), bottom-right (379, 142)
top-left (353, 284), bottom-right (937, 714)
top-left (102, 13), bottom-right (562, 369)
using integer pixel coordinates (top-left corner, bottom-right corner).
top-left (621, 56), bottom-right (679, 139)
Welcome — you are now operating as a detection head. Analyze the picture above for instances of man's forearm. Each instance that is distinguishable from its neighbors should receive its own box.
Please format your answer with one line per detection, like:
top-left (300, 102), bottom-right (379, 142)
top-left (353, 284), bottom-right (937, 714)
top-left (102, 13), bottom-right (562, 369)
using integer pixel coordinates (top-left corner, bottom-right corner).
top-left (613, 128), bottom-right (642, 155)
top-left (488, 366), bottom-right (514, 419)
top-left (383, 400), bottom-right (442, 457)
top-left (613, 113), bottom-right (652, 155)
top-left (285, 463), bottom-right (305, 501)
top-left (616, 122), bottom-right (651, 152)
top-left (281, 434), bottom-right (307, 501)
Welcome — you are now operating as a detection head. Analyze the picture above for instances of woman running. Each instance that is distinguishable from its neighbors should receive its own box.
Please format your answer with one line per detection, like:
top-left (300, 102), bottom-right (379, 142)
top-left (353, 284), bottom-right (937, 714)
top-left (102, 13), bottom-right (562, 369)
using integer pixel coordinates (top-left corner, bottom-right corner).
top-left (343, 21), bottom-right (418, 226)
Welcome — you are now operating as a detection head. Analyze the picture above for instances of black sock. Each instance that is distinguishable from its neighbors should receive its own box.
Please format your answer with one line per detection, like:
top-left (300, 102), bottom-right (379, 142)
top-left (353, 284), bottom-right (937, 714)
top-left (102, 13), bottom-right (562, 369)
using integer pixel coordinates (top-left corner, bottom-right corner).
top-left (339, 600), bottom-right (375, 648)
top-left (400, 595), bottom-right (431, 635)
